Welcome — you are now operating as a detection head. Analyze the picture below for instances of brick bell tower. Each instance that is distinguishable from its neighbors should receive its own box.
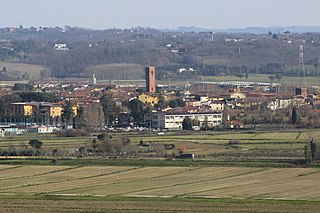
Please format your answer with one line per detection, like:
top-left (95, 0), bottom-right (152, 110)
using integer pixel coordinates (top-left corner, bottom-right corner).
top-left (146, 66), bottom-right (156, 93)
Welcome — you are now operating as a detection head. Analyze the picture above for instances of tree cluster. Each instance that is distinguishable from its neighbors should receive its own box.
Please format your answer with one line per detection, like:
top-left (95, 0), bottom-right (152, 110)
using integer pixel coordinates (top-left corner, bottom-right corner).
top-left (75, 103), bottom-right (105, 132)
top-left (3, 27), bottom-right (320, 79)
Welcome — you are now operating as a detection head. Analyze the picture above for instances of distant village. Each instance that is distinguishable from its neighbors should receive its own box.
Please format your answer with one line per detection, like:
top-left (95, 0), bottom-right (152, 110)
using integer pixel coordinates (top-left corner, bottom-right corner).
top-left (0, 65), bottom-right (318, 136)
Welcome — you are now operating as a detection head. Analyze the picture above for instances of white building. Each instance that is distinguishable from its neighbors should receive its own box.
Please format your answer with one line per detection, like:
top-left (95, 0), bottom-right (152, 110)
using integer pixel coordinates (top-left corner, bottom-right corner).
top-left (54, 43), bottom-right (69, 51)
top-left (27, 125), bottom-right (54, 133)
top-left (152, 111), bottom-right (223, 130)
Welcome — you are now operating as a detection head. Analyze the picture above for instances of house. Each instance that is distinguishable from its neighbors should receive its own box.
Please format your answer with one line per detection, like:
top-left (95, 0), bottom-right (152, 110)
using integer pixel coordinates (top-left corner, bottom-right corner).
top-left (209, 100), bottom-right (225, 111)
top-left (138, 93), bottom-right (158, 106)
top-left (185, 100), bottom-right (201, 107)
top-left (152, 111), bottom-right (223, 130)
top-left (230, 92), bottom-right (246, 99)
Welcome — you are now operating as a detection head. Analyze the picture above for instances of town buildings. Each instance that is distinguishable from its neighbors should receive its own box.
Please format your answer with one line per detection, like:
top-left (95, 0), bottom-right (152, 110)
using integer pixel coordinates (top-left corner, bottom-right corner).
top-left (152, 111), bottom-right (223, 130)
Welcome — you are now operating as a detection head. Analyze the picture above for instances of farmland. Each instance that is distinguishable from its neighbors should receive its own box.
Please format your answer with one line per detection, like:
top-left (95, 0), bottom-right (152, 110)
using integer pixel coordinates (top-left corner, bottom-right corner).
top-left (0, 165), bottom-right (320, 212)
top-left (0, 61), bottom-right (46, 80)
top-left (0, 130), bottom-right (314, 155)
top-left (0, 130), bottom-right (319, 212)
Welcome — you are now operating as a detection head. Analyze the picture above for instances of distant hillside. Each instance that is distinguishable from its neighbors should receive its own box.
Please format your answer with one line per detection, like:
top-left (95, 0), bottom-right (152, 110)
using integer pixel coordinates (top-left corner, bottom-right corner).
top-left (0, 61), bottom-right (49, 80)
top-left (84, 63), bottom-right (144, 80)
top-left (166, 26), bottom-right (320, 34)
top-left (2, 26), bottom-right (320, 79)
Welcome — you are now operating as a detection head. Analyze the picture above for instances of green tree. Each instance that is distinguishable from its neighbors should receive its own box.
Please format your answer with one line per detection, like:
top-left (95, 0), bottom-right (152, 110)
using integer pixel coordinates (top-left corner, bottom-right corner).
top-left (62, 101), bottom-right (74, 124)
top-left (168, 99), bottom-right (177, 108)
top-left (275, 74), bottom-right (282, 82)
top-left (128, 99), bottom-right (144, 124)
top-left (305, 139), bottom-right (320, 164)
top-left (272, 33), bottom-right (279, 40)
top-left (100, 95), bottom-right (121, 126)
top-left (235, 73), bottom-right (245, 80)
top-left (268, 75), bottom-right (276, 83)
top-left (12, 83), bottom-right (34, 91)
top-left (176, 98), bottom-right (186, 107)
top-left (155, 95), bottom-right (166, 109)
top-left (19, 92), bottom-right (58, 102)
top-left (75, 103), bottom-right (105, 132)
top-left (292, 108), bottom-right (297, 125)
top-left (28, 140), bottom-right (43, 149)
top-left (202, 116), bottom-right (209, 130)
top-left (182, 117), bottom-right (193, 130)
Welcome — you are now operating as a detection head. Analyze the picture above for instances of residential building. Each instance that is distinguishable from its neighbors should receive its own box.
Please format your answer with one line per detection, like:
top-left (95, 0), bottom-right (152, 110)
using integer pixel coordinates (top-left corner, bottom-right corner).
top-left (209, 100), bottom-right (225, 111)
top-left (11, 103), bottom-right (33, 116)
top-left (152, 111), bottom-right (223, 130)
top-left (138, 93), bottom-right (158, 106)
top-left (10, 102), bottom-right (63, 118)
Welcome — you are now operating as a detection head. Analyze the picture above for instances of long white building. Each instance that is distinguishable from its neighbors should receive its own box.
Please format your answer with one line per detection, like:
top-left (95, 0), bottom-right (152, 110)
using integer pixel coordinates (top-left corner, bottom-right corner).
top-left (152, 111), bottom-right (223, 130)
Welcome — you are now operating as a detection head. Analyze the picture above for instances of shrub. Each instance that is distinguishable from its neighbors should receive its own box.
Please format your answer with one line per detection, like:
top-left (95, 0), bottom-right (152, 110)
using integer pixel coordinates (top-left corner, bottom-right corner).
top-left (28, 140), bottom-right (43, 149)
top-left (228, 140), bottom-right (241, 145)
top-left (56, 129), bottom-right (90, 137)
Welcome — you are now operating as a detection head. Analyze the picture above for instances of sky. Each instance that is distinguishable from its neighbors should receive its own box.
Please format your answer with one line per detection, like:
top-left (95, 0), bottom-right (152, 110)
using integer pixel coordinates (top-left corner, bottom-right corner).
top-left (1, 0), bottom-right (319, 29)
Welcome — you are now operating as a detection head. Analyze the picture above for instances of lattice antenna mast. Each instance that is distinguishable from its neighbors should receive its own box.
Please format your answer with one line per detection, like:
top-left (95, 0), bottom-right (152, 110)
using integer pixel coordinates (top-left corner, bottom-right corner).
top-left (299, 45), bottom-right (306, 85)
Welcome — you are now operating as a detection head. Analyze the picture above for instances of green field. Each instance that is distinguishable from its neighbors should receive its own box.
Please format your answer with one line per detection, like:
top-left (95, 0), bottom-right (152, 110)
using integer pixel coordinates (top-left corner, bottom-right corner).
top-left (156, 73), bottom-right (320, 87)
top-left (0, 165), bottom-right (320, 212)
top-left (1, 130), bottom-right (320, 212)
top-left (0, 130), bottom-right (315, 159)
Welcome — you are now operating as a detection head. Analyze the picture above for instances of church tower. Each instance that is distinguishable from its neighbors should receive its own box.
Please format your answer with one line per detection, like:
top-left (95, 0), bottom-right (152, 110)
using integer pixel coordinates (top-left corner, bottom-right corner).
top-left (146, 66), bottom-right (156, 93)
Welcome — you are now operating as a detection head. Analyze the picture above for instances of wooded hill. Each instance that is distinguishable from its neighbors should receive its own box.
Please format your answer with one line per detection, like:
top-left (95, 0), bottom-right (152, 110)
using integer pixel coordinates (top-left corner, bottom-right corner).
top-left (1, 27), bottom-right (320, 80)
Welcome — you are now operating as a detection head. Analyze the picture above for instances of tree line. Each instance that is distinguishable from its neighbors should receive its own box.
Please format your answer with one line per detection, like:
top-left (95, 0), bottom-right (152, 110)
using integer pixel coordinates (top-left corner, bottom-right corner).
top-left (3, 27), bottom-right (320, 79)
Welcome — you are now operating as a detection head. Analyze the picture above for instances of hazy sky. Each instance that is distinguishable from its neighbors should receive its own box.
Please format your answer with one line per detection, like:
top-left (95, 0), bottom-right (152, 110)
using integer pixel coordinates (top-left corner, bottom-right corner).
top-left (1, 0), bottom-right (319, 29)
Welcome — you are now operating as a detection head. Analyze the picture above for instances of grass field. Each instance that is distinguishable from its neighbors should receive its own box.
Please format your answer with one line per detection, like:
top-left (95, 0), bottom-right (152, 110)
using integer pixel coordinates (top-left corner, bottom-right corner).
top-left (156, 73), bottom-right (320, 87)
top-left (1, 130), bottom-right (320, 212)
top-left (1, 165), bottom-right (320, 200)
top-left (0, 165), bottom-right (320, 212)
top-left (0, 61), bottom-right (47, 80)
top-left (0, 130), bottom-right (316, 159)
